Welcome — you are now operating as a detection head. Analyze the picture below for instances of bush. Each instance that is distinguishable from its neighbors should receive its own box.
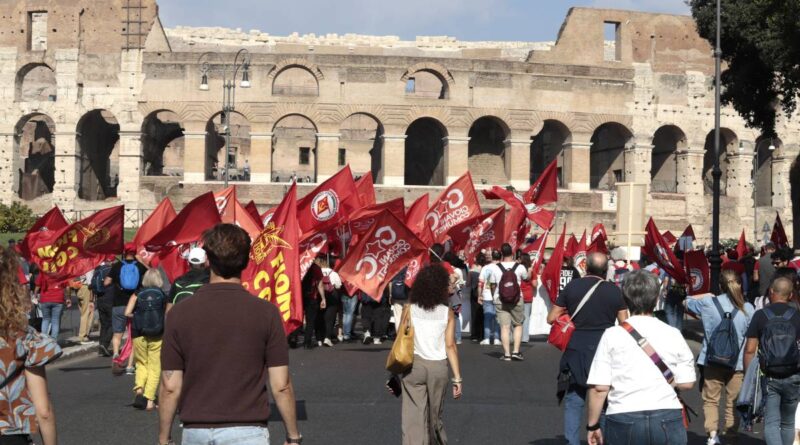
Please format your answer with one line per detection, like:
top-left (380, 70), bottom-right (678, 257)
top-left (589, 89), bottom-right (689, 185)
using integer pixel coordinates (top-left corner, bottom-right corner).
top-left (0, 202), bottom-right (37, 233)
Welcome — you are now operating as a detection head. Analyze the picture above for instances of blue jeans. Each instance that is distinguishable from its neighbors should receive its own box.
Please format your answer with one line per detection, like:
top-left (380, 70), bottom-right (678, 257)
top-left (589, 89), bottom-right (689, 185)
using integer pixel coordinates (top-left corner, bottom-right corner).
top-left (522, 302), bottom-right (532, 342)
top-left (341, 296), bottom-right (357, 339)
top-left (605, 409), bottom-right (686, 445)
top-left (40, 302), bottom-right (64, 340)
top-left (482, 301), bottom-right (499, 341)
top-left (564, 386), bottom-right (605, 445)
top-left (764, 374), bottom-right (800, 445)
top-left (453, 305), bottom-right (462, 342)
top-left (182, 426), bottom-right (270, 445)
top-left (664, 294), bottom-right (684, 331)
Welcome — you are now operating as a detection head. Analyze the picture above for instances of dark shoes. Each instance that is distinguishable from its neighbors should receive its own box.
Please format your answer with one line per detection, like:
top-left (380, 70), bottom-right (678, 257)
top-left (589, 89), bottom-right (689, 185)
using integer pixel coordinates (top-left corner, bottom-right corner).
top-left (98, 344), bottom-right (111, 357)
top-left (132, 394), bottom-right (147, 410)
top-left (511, 352), bottom-right (524, 361)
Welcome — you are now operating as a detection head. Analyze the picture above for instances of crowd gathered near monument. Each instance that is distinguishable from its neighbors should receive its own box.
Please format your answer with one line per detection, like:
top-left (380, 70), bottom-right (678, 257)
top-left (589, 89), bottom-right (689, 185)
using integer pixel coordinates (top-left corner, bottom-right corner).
top-left (0, 162), bottom-right (800, 445)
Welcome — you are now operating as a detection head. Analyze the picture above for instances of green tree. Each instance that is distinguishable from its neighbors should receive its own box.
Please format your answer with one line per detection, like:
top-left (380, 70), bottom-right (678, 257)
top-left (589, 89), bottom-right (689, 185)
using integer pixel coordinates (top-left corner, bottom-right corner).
top-left (690, 0), bottom-right (800, 136)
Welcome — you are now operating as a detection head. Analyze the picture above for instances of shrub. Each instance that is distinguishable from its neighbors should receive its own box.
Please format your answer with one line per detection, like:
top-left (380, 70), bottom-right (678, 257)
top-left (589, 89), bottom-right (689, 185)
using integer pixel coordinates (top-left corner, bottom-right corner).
top-left (0, 202), bottom-right (37, 233)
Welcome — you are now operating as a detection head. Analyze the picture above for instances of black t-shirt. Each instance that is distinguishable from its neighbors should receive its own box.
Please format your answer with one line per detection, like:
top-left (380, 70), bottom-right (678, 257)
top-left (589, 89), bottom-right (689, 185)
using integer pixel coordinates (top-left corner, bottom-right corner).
top-left (109, 260), bottom-right (147, 307)
top-left (745, 302), bottom-right (800, 340)
top-left (559, 266), bottom-right (581, 292)
top-left (556, 276), bottom-right (627, 331)
top-left (302, 263), bottom-right (323, 300)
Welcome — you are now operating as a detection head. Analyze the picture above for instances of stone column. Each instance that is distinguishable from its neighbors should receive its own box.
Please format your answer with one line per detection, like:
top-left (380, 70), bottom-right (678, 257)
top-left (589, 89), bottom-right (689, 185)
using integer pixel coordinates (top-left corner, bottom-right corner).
top-left (315, 133), bottom-right (341, 183)
top-left (726, 150), bottom-right (755, 226)
top-left (249, 125), bottom-right (273, 184)
top-left (117, 130), bottom-right (143, 207)
top-left (0, 48), bottom-right (17, 102)
top-left (772, 154), bottom-right (793, 210)
top-left (182, 121), bottom-right (206, 184)
top-left (562, 134), bottom-right (591, 191)
top-left (53, 129), bottom-right (80, 208)
top-left (443, 136), bottom-right (469, 185)
top-left (624, 135), bottom-right (652, 184)
top-left (505, 139), bottom-right (531, 190)
top-left (381, 134), bottom-right (406, 186)
top-left (676, 148), bottom-right (705, 197)
top-left (0, 129), bottom-right (15, 203)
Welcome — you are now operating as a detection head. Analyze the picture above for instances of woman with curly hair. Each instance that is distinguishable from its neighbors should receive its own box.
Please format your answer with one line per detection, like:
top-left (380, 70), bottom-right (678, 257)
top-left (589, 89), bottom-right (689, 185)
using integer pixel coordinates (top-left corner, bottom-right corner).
top-left (399, 264), bottom-right (463, 445)
top-left (0, 246), bottom-right (60, 445)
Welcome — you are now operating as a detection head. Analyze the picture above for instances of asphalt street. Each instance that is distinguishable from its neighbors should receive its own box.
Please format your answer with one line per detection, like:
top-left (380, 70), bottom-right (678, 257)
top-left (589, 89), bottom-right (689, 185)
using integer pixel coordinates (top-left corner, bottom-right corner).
top-left (38, 333), bottom-right (769, 445)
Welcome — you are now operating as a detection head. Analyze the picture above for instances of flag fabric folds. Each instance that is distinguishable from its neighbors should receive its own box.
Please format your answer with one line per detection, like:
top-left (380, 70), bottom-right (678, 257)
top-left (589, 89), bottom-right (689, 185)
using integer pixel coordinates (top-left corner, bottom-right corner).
top-left (146, 192), bottom-right (221, 249)
top-left (541, 224), bottom-right (567, 303)
top-left (132, 198), bottom-right (177, 267)
top-left (772, 213), bottom-right (789, 248)
top-left (19, 206), bottom-right (69, 261)
top-left (448, 207), bottom-right (505, 266)
top-left (736, 230), bottom-right (748, 258)
top-left (425, 172), bottom-right (481, 244)
top-left (644, 218), bottom-right (687, 284)
top-left (684, 250), bottom-right (710, 296)
top-left (297, 165), bottom-right (359, 234)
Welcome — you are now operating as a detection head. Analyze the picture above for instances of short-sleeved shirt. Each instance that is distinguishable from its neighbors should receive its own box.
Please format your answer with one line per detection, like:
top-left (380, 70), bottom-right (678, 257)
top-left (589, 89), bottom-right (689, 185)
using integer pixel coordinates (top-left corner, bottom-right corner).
top-left (479, 263), bottom-right (499, 302)
top-left (161, 283), bottom-right (289, 428)
top-left (35, 274), bottom-right (65, 304)
top-left (560, 266), bottom-right (581, 293)
top-left (758, 255), bottom-right (776, 296)
top-left (489, 261), bottom-right (529, 302)
top-left (556, 276), bottom-right (627, 331)
top-left (745, 302), bottom-right (800, 342)
top-left (109, 260), bottom-right (147, 307)
top-left (587, 315), bottom-right (695, 415)
top-left (686, 294), bottom-right (754, 370)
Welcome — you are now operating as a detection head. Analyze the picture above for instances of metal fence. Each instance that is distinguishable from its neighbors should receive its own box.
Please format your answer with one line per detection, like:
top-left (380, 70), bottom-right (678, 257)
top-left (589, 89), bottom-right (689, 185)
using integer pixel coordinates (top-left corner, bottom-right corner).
top-left (62, 208), bottom-right (155, 229)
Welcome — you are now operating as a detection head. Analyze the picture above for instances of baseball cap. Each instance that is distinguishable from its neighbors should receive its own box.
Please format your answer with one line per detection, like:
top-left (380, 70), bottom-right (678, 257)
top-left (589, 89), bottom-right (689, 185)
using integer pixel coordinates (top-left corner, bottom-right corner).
top-left (187, 247), bottom-right (207, 265)
top-left (123, 242), bottom-right (137, 254)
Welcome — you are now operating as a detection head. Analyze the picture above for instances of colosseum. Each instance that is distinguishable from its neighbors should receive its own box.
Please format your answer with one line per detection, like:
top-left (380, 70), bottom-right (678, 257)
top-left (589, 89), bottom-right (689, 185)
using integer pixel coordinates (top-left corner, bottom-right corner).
top-left (1, 0), bottom-right (798, 246)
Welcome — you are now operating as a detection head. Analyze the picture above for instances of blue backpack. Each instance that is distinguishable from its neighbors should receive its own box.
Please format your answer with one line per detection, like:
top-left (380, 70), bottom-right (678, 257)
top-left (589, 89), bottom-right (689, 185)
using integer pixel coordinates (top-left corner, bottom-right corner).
top-left (119, 261), bottom-right (140, 291)
top-left (706, 297), bottom-right (741, 369)
top-left (759, 307), bottom-right (800, 378)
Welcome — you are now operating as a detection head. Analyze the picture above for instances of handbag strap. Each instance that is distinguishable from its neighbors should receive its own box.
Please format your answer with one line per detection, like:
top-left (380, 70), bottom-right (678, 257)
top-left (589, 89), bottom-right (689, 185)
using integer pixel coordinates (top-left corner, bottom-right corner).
top-left (569, 279), bottom-right (603, 322)
top-left (621, 321), bottom-right (675, 385)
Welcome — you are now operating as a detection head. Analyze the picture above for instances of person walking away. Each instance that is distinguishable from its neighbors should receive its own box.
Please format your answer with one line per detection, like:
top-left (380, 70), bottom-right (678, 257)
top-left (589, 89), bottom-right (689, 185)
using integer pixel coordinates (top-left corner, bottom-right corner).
top-left (34, 274), bottom-right (70, 342)
top-left (76, 269), bottom-right (94, 344)
top-left (489, 243), bottom-right (529, 361)
top-left (159, 224), bottom-right (301, 445)
top-left (686, 269), bottom-right (754, 445)
top-left (166, 247), bottom-right (209, 313)
top-left (560, 257), bottom-right (581, 294)
top-left (442, 254), bottom-right (465, 345)
top-left (743, 277), bottom-right (800, 445)
top-left (468, 255), bottom-right (484, 342)
top-left (92, 258), bottom-right (114, 357)
top-left (548, 252), bottom-right (628, 445)
top-left (362, 288), bottom-right (391, 345)
top-left (341, 285), bottom-right (358, 342)
top-left (105, 243), bottom-right (147, 364)
top-left (519, 254), bottom-right (534, 344)
top-left (586, 270), bottom-right (696, 445)
top-left (399, 264), bottom-right (462, 445)
top-left (320, 256), bottom-right (342, 347)
top-left (389, 268), bottom-right (410, 334)
top-left (755, 242), bottom-right (777, 302)
top-left (300, 256), bottom-right (326, 348)
top-left (478, 250), bottom-right (501, 346)
top-left (125, 268), bottom-right (167, 411)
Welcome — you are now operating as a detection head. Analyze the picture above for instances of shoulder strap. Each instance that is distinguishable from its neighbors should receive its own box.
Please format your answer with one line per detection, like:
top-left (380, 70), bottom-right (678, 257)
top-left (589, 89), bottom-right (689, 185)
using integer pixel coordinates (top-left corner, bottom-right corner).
top-left (569, 279), bottom-right (603, 321)
top-left (621, 321), bottom-right (675, 385)
top-left (763, 307), bottom-right (776, 321)
top-left (511, 263), bottom-right (520, 272)
top-left (497, 263), bottom-right (507, 273)
top-left (782, 307), bottom-right (796, 321)
top-left (711, 297), bottom-right (726, 317)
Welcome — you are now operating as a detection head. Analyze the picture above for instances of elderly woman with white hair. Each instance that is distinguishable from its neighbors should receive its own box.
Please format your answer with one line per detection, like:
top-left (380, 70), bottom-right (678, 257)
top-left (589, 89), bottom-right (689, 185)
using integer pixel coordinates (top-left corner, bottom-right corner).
top-left (585, 270), bottom-right (696, 445)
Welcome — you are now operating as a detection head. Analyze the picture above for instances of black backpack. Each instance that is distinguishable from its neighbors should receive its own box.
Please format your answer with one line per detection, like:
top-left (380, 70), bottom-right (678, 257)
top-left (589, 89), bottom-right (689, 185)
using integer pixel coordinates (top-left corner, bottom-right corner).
top-left (759, 307), bottom-right (800, 378)
top-left (92, 264), bottom-right (112, 294)
top-left (496, 263), bottom-right (521, 305)
top-left (390, 269), bottom-right (408, 301)
top-left (133, 288), bottom-right (166, 337)
top-left (705, 298), bottom-right (741, 369)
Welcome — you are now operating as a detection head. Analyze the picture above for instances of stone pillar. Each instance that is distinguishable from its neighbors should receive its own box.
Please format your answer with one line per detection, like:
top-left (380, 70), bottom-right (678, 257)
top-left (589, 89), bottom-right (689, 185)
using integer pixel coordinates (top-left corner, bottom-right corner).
top-left (505, 139), bottom-right (531, 190)
top-left (117, 130), bottom-right (143, 206)
top-left (182, 121), bottom-right (206, 184)
top-left (676, 148), bottom-right (705, 197)
top-left (444, 136), bottom-right (469, 185)
top-left (562, 134), bottom-right (591, 191)
top-left (249, 125), bottom-right (273, 184)
top-left (625, 135), bottom-right (652, 184)
top-left (315, 133), bottom-right (341, 183)
top-left (381, 134), bottom-right (406, 186)
top-left (0, 129), bottom-right (15, 203)
top-left (772, 154), bottom-right (793, 210)
top-left (726, 150), bottom-right (755, 227)
top-left (0, 48), bottom-right (17, 102)
top-left (53, 129), bottom-right (79, 208)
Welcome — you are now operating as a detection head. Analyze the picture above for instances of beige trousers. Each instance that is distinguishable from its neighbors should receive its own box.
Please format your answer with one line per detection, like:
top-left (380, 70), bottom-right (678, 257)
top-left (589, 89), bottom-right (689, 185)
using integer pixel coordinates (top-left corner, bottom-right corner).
top-left (77, 285), bottom-right (93, 340)
top-left (401, 356), bottom-right (449, 445)
top-left (702, 365), bottom-right (744, 435)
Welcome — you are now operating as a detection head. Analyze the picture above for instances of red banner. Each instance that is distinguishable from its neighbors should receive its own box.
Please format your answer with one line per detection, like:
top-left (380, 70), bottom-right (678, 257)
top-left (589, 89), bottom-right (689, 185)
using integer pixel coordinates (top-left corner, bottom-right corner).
top-left (644, 218), bottom-right (687, 284)
top-left (19, 206), bottom-right (69, 261)
top-left (146, 192), bottom-right (221, 249)
top-left (355, 173), bottom-right (377, 207)
top-left (297, 165), bottom-right (359, 234)
top-left (591, 223), bottom-right (607, 243)
top-left (565, 234), bottom-right (579, 258)
top-left (524, 158), bottom-right (558, 206)
top-left (448, 207), bottom-right (505, 266)
top-left (425, 172), bottom-right (481, 244)
top-left (504, 206), bottom-right (527, 253)
top-left (483, 185), bottom-right (554, 230)
top-left (772, 212), bottom-right (789, 248)
top-left (587, 232), bottom-right (609, 254)
top-left (736, 230), bottom-right (748, 258)
top-left (684, 250), bottom-right (710, 296)
top-left (133, 198), bottom-right (177, 267)
top-left (541, 224), bottom-right (567, 303)
top-left (574, 230), bottom-right (587, 274)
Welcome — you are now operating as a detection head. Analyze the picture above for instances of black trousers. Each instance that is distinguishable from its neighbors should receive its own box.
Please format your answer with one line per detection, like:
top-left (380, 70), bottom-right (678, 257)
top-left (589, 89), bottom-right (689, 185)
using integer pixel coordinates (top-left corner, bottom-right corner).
top-left (97, 295), bottom-right (113, 349)
top-left (471, 297), bottom-right (484, 340)
top-left (303, 297), bottom-right (322, 346)
top-left (0, 436), bottom-right (31, 445)
top-left (361, 299), bottom-right (389, 338)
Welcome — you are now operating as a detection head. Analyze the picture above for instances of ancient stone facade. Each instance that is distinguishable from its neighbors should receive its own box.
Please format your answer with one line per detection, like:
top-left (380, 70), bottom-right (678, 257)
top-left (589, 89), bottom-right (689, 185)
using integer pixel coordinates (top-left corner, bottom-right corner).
top-left (1, 2), bottom-right (798, 246)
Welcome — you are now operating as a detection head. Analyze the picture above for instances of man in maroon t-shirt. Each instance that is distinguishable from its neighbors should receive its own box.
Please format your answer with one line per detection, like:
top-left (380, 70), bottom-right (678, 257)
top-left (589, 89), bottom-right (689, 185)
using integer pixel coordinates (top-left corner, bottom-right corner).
top-left (158, 224), bottom-right (301, 445)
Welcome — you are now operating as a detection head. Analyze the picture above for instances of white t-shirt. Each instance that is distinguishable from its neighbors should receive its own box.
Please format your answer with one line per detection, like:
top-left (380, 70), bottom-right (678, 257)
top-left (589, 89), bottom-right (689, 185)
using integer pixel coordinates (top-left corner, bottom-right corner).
top-left (488, 261), bottom-right (529, 301)
top-left (479, 263), bottom-right (499, 302)
top-left (321, 268), bottom-right (342, 289)
top-left (587, 315), bottom-right (696, 415)
top-left (411, 304), bottom-right (450, 361)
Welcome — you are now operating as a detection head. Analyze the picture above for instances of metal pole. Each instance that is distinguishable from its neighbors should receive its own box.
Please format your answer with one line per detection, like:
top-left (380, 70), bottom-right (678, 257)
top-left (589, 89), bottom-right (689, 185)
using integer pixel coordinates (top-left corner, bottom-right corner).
top-left (710, 0), bottom-right (722, 294)
top-left (224, 81), bottom-right (231, 188)
top-left (754, 149), bottom-right (758, 248)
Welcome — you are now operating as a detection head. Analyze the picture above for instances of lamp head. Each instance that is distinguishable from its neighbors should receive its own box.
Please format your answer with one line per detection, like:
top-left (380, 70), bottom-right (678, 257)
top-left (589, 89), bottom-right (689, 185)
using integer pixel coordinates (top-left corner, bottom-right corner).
top-left (240, 64), bottom-right (251, 88)
top-left (200, 73), bottom-right (209, 91)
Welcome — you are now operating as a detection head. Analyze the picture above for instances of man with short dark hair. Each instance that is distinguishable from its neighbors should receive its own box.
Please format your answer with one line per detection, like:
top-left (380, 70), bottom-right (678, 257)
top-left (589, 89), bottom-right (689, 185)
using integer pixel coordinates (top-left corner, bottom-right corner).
top-left (489, 243), bottom-right (529, 361)
top-left (158, 224), bottom-right (301, 445)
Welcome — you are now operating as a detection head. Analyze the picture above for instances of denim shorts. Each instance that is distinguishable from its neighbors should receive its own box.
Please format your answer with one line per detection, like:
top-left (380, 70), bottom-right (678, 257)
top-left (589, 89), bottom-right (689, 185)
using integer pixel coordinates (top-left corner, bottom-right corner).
top-left (182, 426), bottom-right (270, 445)
top-left (112, 306), bottom-right (127, 333)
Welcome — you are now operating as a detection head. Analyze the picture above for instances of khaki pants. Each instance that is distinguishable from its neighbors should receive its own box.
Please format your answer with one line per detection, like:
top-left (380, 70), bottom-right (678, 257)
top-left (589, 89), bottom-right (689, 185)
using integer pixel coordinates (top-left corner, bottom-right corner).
top-left (77, 285), bottom-right (93, 340)
top-left (702, 365), bottom-right (744, 434)
top-left (133, 336), bottom-right (162, 401)
top-left (401, 356), bottom-right (449, 445)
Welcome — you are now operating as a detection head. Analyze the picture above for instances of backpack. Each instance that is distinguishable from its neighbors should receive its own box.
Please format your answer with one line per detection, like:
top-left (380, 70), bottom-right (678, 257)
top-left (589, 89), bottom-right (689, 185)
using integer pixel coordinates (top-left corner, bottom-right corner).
top-left (92, 264), bottom-right (111, 294)
top-left (496, 263), bottom-right (521, 305)
top-left (390, 269), bottom-right (408, 301)
top-left (705, 298), bottom-right (741, 369)
top-left (171, 277), bottom-right (206, 305)
top-left (322, 273), bottom-right (335, 295)
top-left (759, 307), bottom-right (800, 378)
top-left (133, 288), bottom-right (166, 337)
top-left (119, 261), bottom-right (140, 291)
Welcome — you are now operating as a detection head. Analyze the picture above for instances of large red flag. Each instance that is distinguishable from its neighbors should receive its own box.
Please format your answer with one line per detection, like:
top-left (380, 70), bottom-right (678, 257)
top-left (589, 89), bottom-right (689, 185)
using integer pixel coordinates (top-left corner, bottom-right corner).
top-left (483, 185), bottom-right (555, 230)
top-left (644, 218), bottom-right (687, 284)
top-left (406, 194), bottom-right (429, 229)
top-left (448, 207), bottom-right (505, 266)
top-left (19, 206), bottom-right (69, 261)
top-left (504, 206), bottom-right (528, 253)
top-left (298, 232), bottom-right (328, 279)
top-left (426, 172), bottom-right (481, 244)
top-left (244, 201), bottom-right (263, 229)
top-left (355, 173), bottom-right (377, 207)
top-left (337, 210), bottom-right (427, 301)
top-left (214, 186), bottom-right (237, 222)
top-left (347, 198), bottom-right (406, 245)
top-left (565, 235), bottom-right (579, 258)
top-left (574, 230), bottom-right (588, 274)
top-left (242, 184), bottom-right (303, 334)
top-left (736, 230), bottom-right (748, 258)
top-left (591, 223), bottom-right (607, 243)
top-left (35, 206), bottom-right (124, 282)
top-left (542, 224), bottom-right (567, 303)
top-left (772, 213), bottom-right (789, 248)
top-left (297, 165), bottom-right (359, 234)
top-left (587, 232), bottom-right (609, 254)
top-left (684, 250), bottom-right (710, 296)
top-left (132, 198), bottom-right (177, 267)
top-left (525, 230), bottom-right (549, 280)
top-left (524, 158), bottom-right (558, 206)
top-left (146, 192), bottom-right (222, 249)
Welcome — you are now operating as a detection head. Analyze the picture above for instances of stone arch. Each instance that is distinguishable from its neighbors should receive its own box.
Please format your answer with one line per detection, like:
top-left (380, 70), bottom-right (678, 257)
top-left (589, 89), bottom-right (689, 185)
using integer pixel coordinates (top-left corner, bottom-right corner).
top-left (205, 111), bottom-right (251, 181)
top-left (402, 69), bottom-right (449, 100)
top-left (141, 110), bottom-right (184, 176)
top-left (590, 122), bottom-right (633, 190)
top-left (702, 128), bottom-right (738, 195)
top-left (531, 119), bottom-right (571, 186)
top-left (405, 117), bottom-right (447, 186)
top-left (755, 136), bottom-right (780, 207)
top-left (468, 116), bottom-right (510, 184)
top-left (267, 58), bottom-right (325, 80)
top-left (14, 113), bottom-right (55, 200)
top-left (271, 65), bottom-right (320, 97)
top-left (16, 63), bottom-right (57, 102)
top-left (651, 125), bottom-right (686, 193)
top-left (77, 110), bottom-right (120, 201)
top-left (401, 62), bottom-right (454, 86)
top-left (271, 114), bottom-right (318, 183)
top-left (339, 113), bottom-right (384, 183)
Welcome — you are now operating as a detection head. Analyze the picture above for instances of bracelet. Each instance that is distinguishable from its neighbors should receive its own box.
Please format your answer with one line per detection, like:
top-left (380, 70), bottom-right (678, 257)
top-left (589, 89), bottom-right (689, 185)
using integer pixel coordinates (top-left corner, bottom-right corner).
top-left (451, 378), bottom-right (463, 384)
top-left (287, 434), bottom-right (303, 444)
top-left (586, 423), bottom-right (601, 432)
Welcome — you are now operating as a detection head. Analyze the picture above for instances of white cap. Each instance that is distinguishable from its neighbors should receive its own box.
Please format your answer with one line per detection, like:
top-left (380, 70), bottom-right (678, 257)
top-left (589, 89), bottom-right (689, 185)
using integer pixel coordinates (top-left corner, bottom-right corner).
top-left (187, 247), bottom-right (207, 265)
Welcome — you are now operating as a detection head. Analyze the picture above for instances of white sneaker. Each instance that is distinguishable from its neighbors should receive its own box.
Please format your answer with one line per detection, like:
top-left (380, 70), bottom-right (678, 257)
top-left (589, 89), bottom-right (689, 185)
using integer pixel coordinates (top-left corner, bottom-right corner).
top-left (479, 339), bottom-right (490, 346)
top-left (323, 338), bottom-right (334, 347)
top-left (317, 341), bottom-right (322, 347)
top-left (706, 434), bottom-right (721, 445)
top-left (337, 335), bottom-right (344, 342)
top-left (493, 339), bottom-right (501, 346)
top-left (373, 338), bottom-right (382, 345)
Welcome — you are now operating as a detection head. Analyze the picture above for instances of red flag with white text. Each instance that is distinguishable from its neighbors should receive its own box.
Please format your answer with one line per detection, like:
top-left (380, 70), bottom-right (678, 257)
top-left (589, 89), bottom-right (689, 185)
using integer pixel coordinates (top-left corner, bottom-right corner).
top-left (525, 230), bottom-right (549, 280)
top-left (591, 223), bottom-right (607, 243)
top-left (644, 218), bottom-right (687, 284)
top-left (425, 172), bottom-right (481, 244)
top-left (684, 250), bottom-right (710, 296)
top-left (448, 207), bottom-right (505, 266)
top-left (483, 185), bottom-right (554, 230)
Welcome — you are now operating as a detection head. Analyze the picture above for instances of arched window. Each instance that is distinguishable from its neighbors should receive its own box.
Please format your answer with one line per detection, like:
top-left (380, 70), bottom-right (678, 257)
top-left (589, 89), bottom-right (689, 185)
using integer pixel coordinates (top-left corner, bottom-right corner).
top-left (340, 114), bottom-right (383, 183)
top-left (205, 111), bottom-right (251, 181)
top-left (468, 117), bottom-right (510, 184)
top-left (272, 67), bottom-right (319, 96)
top-left (651, 125), bottom-right (686, 193)
top-left (590, 123), bottom-right (633, 190)
top-left (141, 110), bottom-right (184, 176)
top-left (702, 129), bottom-right (737, 196)
top-left (15, 114), bottom-right (55, 200)
top-left (272, 115), bottom-right (318, 182)
top-left (531, 120), bottom-right (570, 187)
top-left (16, 64), bottom-right (56, 102)
top-left (404, 70), bottom-right (448, 99)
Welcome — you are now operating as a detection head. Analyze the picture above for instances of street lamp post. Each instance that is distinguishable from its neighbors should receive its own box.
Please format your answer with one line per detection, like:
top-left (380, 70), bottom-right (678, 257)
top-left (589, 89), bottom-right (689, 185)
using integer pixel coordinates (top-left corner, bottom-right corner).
top-left (710, 0), bottom-right (722, 293)
top-left (198, 49), bottom-right (251, 187)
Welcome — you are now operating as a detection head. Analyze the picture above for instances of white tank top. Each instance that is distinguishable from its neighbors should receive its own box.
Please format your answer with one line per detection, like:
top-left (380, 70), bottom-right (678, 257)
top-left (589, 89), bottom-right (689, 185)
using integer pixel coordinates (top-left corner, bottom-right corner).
top-left (410, 304), bottom-right (450, 361)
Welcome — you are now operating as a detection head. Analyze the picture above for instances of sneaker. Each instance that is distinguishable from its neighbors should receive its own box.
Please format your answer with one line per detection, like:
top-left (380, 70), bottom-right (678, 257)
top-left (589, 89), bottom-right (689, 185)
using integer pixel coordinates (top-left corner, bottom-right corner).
top-left (362, 332), bottom-right (372, 345)
top-left (373, 338), bottom-right (382, 345)
top-left (337, 335), bottom-right (344, 342)
top-left (125, 367), bottom-right (135, 375)
top-left (493, 339), bottom-right (501, 346)
top-left (323, 338), bottom-right (334, 347)
top-left (98, 345), bottom-right (111, 357)
top-left (511, 352), bottom-right (524, 361)
top-left (500, 355), bottom-right (512, 361)
top-left (706, 435), bottom-right (721, 445)
top-left (456, 340), bottom-right (462, 345)
top-left (479, 339), bottom-right (490, 346)
top-left (317, 341), bottom-right (323, 347)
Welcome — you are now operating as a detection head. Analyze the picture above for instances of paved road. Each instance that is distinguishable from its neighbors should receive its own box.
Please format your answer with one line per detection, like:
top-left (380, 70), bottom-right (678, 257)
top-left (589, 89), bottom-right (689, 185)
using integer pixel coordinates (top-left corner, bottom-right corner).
top-left (38, 334), bottom-right (770, 445)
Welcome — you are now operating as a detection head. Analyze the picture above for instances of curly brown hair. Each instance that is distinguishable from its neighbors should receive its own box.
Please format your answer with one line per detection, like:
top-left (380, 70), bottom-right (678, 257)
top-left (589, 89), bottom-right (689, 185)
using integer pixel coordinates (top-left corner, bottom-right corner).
top-left (409, 264), bottom-right (449, 311)
top-left (0, 247), bottom-right (30, 339)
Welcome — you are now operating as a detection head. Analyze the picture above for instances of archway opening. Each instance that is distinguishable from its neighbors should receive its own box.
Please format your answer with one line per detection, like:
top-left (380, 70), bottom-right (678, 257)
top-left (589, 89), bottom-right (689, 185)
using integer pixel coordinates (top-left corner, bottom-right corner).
top-left (531, 119), bottom-right (570, 186)
top-left (468, 116), bottom-right (509, 185)
top-left (205, 111), bottom-right (251, 181)
top-left (754, 137), bottom-right (778, 207)
top-left (405, 118), bottom-right (446, 186)
top-left (271, 115), bottom-right (317, 183)
top-left (16, 64), bottom-right (56, 102)
top-left (77, 110), bottom-right (120, 201)
top-left (651, 125), bottom-right (685, 193)
top-left (15, 114), bottom-right (55, 200)
top-left (340, 114), bottom-right (383, 183)
top-left (141, 110), bottom-right (184, 176)
top-left (590, 122), bottom-right (632, 190)
top-left (404, 70), bottom-right (448, 99)
top-left (702, 129), bottom-right (737, 195)
top-left (272, 67), bottom-right (319, 97)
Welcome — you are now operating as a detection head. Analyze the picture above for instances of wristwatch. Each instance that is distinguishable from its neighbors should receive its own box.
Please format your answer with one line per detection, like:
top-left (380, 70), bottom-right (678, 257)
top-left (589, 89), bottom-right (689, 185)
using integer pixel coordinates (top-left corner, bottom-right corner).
top-left (287, 434), bottom-right (303, 444)
top-left (586, 423), bottom-right (601, 432)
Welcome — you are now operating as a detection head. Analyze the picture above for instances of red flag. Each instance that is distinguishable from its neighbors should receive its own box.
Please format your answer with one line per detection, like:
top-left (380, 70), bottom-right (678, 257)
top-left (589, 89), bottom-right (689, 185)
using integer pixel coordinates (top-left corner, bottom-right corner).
top-left (504, 206), bottom-right (528, 253)
top-left (35, 206), bottom-right (124, 282)
top-left (541, 224), bottom-right (567, 303)
top-left (406, 193), bottom-right (430, 236)
top-left (448, 207), bottom-right (505, 266)
top-left (644, 218), bottom-right (687, 284)
top-left (662, 231), bottom-right (677, 245)
top-left (261, 207), bottom-right (276, 227)
top-left (772, 213), bottom-right (789, 248)
top-left (146, 192), bottom-right (222, 249)
top-left (587, 232), bottom-right (609, 254)
top-left (347, 198), bottom-right (406, 246)
top-left (337, 210), bottom-right (427, 301)
top-left (591, 223), bottom-right (607, 243)
top-left (230, 199), bottom-right (264, 240)
top-left (483, 185), bottom-right (555, 230)
top-left (574, 230), bottom-right (588, 274)
top-left (19, 206), bottom-right (69, 261)
top-left (736, 230), bottom-right (747, 258)
top-left (524, 158), bottom-right (558, 206)
top-left (565, 235), bottom-right (579, 258)
top-left (355, 173), bottom-right (377, 207)
top-left (299, 232), bottom-right (329, 279)
top-left (242, 183), bottom-right (303, 334)
top-left (151, 245), bottom-right (190, 283)
top-left (675, 225), bottom-right (696, 253)
top-left (425, 172), bottom-right (481, 244)
top-left (684, 250), bottom-right (710, 296)
top-left (132, 198), bottom-right (177, 267)
top-left (214, 186), bottom-right (237, 221)
top-left (482, 186), bottom-right (525, 211)
top-left (525, 230), bottom-right (549, 280)
top-left (403, 252), bottom-right (427, 287)
top-left (297, 165), bottom-right (359, 234)
top-left (244, 201), bottom-right (263, 229)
